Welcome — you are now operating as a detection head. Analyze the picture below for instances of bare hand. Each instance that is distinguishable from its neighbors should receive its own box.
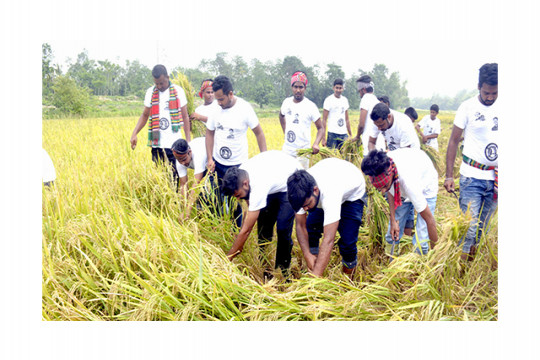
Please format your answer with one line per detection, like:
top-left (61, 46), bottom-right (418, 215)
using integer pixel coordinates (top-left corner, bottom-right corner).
top-left (312, 144), bottom-right (320, 155)
top-left (189, 112), bottom-right (199, 121)
top-left (444, 178), bottom-right (455, 193)
top-left (390, 219), bottom-right (400, 241)
top-left (321, 138), bottom-right (327, 147)
top-left (207, 158), bottom-right (216, 173)
top-left (130, 135), bottom-right (137, 150)
top-left (304, 253), bottom-right (317, 271)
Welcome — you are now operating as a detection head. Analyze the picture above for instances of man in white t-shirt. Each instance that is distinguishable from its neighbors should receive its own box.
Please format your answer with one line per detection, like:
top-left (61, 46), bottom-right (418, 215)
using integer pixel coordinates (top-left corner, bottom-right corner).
top-left (416, 104), bottom-right (442, 151)
top-left (361, 149), bottom-right (439, 258)
top-left (221, 151), bottom-right (302, 274)
top-left (190, 79), bottom-right (220, 124)
top-left (322, 79), bottom-right (351, 150)
top-left (130, 65), bottom-right (191, 186)
top-left (444, 63), bottom-right (498, 261)
top-left (205, 75), bottom-right (267, 228)
top-left (369, 102), bottom-right (420, 152)
top-left (287, 158), bottom-right (366, 277)
top-left (279, 71), bottom-right (324, 169)
top-left (171, 137), bottom-right (208, 221)
top-left (351, 75), bottom-right (386, 156)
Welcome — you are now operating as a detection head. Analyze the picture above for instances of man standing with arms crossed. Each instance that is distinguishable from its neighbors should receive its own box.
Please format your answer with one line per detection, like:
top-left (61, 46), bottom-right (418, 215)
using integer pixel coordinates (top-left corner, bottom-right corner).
top-left (130, 65), bottom-right (191, 185)
top-left (279, 71), bottom-right (324, 169)
top-left (205, 75), bottom-right (267, 228)
top-left (444, 63), bottom-right (498, 261)
top-left (322, 79), bottom-right (351, 150)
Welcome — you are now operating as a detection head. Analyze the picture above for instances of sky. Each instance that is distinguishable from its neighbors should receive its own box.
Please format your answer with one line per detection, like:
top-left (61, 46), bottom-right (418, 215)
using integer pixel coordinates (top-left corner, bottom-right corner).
top-left (42, 0), bottom-right (503, 99)
top-left (3, 0), bottom-right (540, 359)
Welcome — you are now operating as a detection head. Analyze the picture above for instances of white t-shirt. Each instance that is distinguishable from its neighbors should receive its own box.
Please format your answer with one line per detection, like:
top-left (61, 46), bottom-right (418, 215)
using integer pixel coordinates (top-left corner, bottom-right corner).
top-left (42, 148), bottom-right (56, 182)
top-left (360, 93), bottom-right (386, 155)
top-left (418, 115), bottom-right (442, 150)
top-left (143, 84), bottom-right (188, 149)
top-left (206, 97), bottom-right (260, 166)
top-left (280, 96), bottom-right (321, 157)
top-left (240, 150), bottom-right (303, 211)
top-left (195, 100), bottom-right (220, 119)
top-left (175, 137), bottom-right (207, 178)
top-left (454, 96), bottom-right (498, 180)
top-left (297, 158), bottom-right (366, 226)
top-left (369, 109), bottom-right (420, 151)
top-left (387, 148), bottom-right (439, 213)
top-left (323, 94), bottom-right (349, 135)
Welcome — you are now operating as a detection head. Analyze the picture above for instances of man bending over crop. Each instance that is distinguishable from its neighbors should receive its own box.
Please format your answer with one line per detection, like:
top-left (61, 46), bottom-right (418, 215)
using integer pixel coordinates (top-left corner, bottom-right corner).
top-left (361, 149), bottom-right (438, 259)
top-left (221, 151), bottom-right (302, 274)
top-left (287, 158), bottom-right (366, 277)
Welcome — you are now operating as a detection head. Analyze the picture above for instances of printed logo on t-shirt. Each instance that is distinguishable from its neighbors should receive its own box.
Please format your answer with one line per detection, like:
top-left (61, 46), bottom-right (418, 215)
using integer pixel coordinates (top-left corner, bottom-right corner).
top-left (492, 117), bottom-right (498, 131)
top-left (287, 130), bottom-right (296, 143)
top-left (387, 136), bottom-right (397, 151)
top-left (293, 113), bottom-right (299, 124)
top-left (217, 123), bottom-right (224, 131)
top-left (485, 143), bottom-right (498, 161)
top-left (227, 129), bottom-right (235, 139)
top-left (341, 107), bottom-right (345, 114)
top-left (338, 118), bottom-right (344, 127)
top-left (159, 118), bottom-right (169, 130)
top-left (220, 147), bottom-right (232, 159)
top-left (474, 112), bottom-right (485, 122)
top-left (287, 108), bottom-right (292, 116)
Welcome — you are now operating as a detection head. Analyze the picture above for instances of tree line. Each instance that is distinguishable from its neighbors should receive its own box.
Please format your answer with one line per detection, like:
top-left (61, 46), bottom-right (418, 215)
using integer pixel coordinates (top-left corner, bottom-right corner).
top-left (42, 43), bottom-right (472, 117)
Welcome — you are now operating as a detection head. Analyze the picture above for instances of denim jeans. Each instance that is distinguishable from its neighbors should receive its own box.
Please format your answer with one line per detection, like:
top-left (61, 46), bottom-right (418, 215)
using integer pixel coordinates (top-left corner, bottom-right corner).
top-left (306, 199), bottom-right (364, 269)
top-left (385, 197), bottom-right (437, 255)
top-left (257, 192), bottom-right (295, 270)
top-left (458, 175), bottom-right (497, 253)
top-left (327, 132), bottom-right (348, 150)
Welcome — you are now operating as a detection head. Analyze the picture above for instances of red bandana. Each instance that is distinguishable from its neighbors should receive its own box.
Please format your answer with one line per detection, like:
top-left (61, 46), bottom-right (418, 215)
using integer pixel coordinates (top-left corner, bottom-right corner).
top-left (291, 71), bottom-right (308, 86)
top-left (198, 80), bottom-right (213, 98)
top-left (369, 159), bottom-right (402, 210)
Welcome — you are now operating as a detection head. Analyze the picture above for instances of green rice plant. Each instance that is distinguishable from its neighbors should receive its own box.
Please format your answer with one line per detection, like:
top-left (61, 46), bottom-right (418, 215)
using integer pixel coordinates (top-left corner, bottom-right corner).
top-left (170, 71), bottom-right (206, 138)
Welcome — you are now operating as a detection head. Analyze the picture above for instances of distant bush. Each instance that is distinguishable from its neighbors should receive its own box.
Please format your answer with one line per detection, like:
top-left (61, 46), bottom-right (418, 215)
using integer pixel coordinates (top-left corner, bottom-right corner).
top-left (50, 75), bottom-right (91, 116)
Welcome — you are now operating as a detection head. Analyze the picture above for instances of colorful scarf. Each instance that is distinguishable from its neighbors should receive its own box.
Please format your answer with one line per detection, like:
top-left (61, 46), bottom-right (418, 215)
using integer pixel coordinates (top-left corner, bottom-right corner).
top-left (199, 80), bottom-right (213, 98)
top-left (463, 154), bottom-right (498, 200)
top-left (369, 159), bottom-right (402, 210)
top-left (147, 83), bottom-right (183, 147)
top-left (291, 71), bottom-right (308, 86)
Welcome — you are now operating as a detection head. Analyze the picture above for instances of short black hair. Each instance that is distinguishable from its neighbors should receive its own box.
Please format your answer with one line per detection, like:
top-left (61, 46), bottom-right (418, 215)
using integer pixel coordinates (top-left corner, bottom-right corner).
top-left (378, 95), bottom-right (390, 107)
top-left (430, 104), bottom-right (439, 113)
top-left (356, 75), bottom-right (373, 93)
top-left (404, 107), bottom-right (418, 121)
top-left (287, 170), bottom-right (317, 212)
top-left (221, 167), bottom-right (247, 196)
top-left (333, 78), bottom-right (344, 86)
top-left (371, 102), bottom-right (391, 121)
top-left (212, 75), bottom-right (234, 94)
top-left (171, 139), bottom-right (189, 154)
top-left (478, 63), bottom-right (498, 87)
top-left (361, 150), bottom-right (391, 177)
top-left (152, 64), bottom-right (168, 79)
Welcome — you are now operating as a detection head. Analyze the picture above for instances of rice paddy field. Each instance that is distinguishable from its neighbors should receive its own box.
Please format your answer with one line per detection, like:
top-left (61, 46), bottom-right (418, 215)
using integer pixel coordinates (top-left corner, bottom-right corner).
top-left (42, 108), bottom-right (498, 321)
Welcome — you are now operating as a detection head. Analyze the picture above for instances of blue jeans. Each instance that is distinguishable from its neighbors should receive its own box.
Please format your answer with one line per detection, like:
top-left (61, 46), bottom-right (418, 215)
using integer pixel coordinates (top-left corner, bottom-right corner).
top-left (386, 197), bottom-right (437, 255)
top-left (306, 199), bottom-right (364, 269)
top-left (327, 132), bottom-right (348, 150)
top-left (458, 175), bottom-right (497, 253)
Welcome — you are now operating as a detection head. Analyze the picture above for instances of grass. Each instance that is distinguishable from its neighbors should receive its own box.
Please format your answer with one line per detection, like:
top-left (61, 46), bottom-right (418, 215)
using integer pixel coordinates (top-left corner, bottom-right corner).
top-left (42, 108), bottom-right (497, 321)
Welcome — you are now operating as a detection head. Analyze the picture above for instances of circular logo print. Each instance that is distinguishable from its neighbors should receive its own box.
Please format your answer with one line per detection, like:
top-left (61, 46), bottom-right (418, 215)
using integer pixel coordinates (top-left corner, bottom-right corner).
top-left (220, 146), bottom-right (232, 159)
top-left (287, 131), bottom-right (296, 143)
top-left (484, 143), bottom-right (498, 161)
top-left (338, 118), bottom-right (344, 127)
top-left (159, 117), bottom-right (169, 130)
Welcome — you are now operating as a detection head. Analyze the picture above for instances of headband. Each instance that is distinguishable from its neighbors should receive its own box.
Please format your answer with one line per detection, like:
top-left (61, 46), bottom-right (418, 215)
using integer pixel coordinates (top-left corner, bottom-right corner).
top-left (199, 80), bottom-right (213, 98)
top-left (291, 71), bottom-right (308, 86)
top-left (369, 159), bottom-right (402, 210)
top-left (357, 81), bottom-right (374, 91)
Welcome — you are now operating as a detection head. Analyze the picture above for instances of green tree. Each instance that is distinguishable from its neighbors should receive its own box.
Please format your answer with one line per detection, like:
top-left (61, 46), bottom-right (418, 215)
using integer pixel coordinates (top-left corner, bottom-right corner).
top-left (357, 64), bottom-right (410, 109)
top-left (121, 60), bottom-right (152, 98)
top-left (42, 43), bottom-right (61, 97)
top-left (51, 75), bottom-right (91, 116)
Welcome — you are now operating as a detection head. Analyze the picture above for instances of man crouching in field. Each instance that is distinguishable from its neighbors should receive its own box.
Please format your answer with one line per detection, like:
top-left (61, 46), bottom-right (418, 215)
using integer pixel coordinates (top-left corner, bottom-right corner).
top-left (221, 151), bottom-right (302, 275)
top-left (171, 137), bottom-right (208, 222)
top-left (287, 158), bottom-right (366, 277)
top-left (361, 149), bottom-right (438, 258)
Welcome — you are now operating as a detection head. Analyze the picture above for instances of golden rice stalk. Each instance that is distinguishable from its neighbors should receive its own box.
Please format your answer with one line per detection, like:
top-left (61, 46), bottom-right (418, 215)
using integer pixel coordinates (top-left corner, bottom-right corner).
top-left (170, 71), bottom-right (206, 138)
top-left (338, 139), bottom-right (363, 166)
top-left (421, 143), bottom-right (444, 177)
